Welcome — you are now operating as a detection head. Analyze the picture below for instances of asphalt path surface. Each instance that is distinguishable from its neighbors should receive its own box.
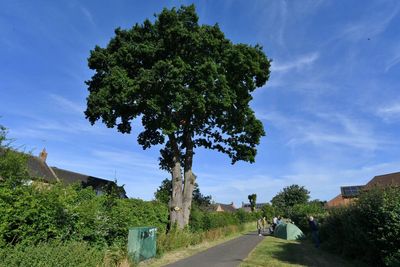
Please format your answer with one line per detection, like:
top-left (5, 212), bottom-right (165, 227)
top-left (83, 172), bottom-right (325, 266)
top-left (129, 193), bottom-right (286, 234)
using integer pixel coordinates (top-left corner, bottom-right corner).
top-left (164, 232), bottom-right (265, 267)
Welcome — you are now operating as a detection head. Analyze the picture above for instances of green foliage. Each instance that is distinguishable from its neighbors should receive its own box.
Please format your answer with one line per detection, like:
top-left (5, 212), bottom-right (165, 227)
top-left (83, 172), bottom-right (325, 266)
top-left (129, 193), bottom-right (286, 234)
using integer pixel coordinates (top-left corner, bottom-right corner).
top-left (154, 178), bottom-right (211, 208)
top-left (271, 184), bottom-right (310, 215)
top-left (85, 4), bottom-right (270, 167)
top-left (85, 4), bottom-right (269, 228)
top-left (0, 124), bottom-right (10, 148)
top-left (0, 181), bottom-right (168, 248)
top-left (154, 178), bottom-right (172, 205)
top-left (248, 193), bottom-right (257, 212)
top-left (0, 241), bottom-right (106, 267)
top-left (189, 207), bottom-right (258, 232)
top-left (0, 127), bottom-right (30, 187)
top-left (260, 203), bottom-right (275, 220)
top-left (320, 187), bottom-right (400, 266)
top-left (0, 184), bottom-right (71, 246)
top-left (192, 183), bottom-right (212, 208)
top-left (287, 202), bottom-right (327, 233)
top-left (0, 148), bottom-right (151, 250)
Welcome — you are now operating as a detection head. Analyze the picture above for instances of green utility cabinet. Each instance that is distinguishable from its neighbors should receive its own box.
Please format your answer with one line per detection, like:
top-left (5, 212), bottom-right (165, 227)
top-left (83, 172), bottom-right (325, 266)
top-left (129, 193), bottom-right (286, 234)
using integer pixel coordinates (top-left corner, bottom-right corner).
top-left (128, 227), bottom-right (157, 262)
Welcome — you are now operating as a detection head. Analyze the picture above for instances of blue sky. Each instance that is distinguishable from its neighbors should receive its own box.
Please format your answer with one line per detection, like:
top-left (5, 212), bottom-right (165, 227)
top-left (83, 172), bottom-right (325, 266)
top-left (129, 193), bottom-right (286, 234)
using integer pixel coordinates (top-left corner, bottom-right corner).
top-left (1, 0), bottom-right (400, 206)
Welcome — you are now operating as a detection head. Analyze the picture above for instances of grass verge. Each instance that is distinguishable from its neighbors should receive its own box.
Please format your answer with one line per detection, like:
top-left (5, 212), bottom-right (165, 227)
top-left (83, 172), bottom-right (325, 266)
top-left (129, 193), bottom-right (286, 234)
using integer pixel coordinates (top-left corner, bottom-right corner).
top-left (139, 222), bottom-right (256, 267)
top-left (240, 236), bottom-right (363, 267)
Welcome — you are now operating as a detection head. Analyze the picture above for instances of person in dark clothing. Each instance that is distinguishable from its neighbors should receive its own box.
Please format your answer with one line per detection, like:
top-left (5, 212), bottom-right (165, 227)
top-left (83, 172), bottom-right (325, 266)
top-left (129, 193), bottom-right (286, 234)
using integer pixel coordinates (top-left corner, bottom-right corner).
top-left (309, 216), bottom-right (320, 248)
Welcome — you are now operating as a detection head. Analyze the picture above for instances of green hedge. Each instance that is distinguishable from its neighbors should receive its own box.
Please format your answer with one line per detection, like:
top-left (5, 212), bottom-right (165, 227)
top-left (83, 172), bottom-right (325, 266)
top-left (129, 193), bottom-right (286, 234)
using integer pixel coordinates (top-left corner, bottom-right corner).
top-left (287, 202), bottom-right (327, 234)
top-left (320, 187), bottom-right (400, 266)
top-left (0, 143), bottom-right (257, 265)
top-left (0, 241), bottom-right (105, 267)
top-left (189, 207), bottom-right (260, 232)
top-left (0, 183), bottom-right (169, 248)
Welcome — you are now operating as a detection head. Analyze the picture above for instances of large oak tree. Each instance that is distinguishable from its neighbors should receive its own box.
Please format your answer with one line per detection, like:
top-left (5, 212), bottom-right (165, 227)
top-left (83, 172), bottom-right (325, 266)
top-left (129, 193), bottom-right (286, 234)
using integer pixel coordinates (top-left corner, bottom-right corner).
top-left (85, 5), bottom-right (271, 228)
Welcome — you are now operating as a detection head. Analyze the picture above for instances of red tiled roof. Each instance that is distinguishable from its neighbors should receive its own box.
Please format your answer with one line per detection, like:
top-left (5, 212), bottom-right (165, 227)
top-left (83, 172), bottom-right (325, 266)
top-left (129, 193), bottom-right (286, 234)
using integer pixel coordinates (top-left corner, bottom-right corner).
top-left (365, 172), bottom-right (400, 188)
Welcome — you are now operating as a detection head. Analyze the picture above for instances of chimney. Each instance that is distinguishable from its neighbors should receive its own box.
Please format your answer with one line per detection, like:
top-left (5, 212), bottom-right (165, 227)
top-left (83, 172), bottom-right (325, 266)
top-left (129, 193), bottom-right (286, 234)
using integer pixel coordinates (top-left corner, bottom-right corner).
top-left (39, 148), bottom-right (48, 162)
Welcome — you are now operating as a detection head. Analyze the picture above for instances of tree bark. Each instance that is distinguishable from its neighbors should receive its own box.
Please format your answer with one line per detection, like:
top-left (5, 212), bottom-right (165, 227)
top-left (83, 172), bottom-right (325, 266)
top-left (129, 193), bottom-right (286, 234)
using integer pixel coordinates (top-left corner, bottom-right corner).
top-left (168, 134), bottom-right (185, 229)
top-left (182, 135), bottom-right (195, 225)
top-left (168, 130), bottom-right (197, 229)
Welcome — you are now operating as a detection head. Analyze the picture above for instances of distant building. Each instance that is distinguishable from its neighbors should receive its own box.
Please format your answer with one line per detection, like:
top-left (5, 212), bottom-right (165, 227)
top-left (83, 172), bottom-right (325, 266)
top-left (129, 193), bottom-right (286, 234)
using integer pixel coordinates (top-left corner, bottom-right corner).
top-left (210, 202), bottom-right (237, 212)
top-left (241, 202), bottom-right (267, 212)
top-left (326, 172), bottom-right (400, 208)
top-left (364, 172), bottom-right (400, 189)
top-left (325, 186), bottom-right (363, 207)
top-left (1, 148), bottom-right (127, 198)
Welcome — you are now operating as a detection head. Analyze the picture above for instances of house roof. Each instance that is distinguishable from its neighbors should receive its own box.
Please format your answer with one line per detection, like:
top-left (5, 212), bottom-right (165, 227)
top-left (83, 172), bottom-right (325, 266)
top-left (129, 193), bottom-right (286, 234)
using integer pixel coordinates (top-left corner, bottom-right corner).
top-left (340, 185), bottom-right (364, 198)
top-left (216, 203), bottom-right (236, 212)
top-left (52, 167), bottom-right (119, 187)
top-left (26, 155), bottom-right (59, 182)
top-left (365, 172), bottom-right (400, 188)
top-left (1, 147), bottom-right (126, 197)
top-left (51, 167), bottom-right (127, 198)
top-left (0, 148), bottom-right (58, 182)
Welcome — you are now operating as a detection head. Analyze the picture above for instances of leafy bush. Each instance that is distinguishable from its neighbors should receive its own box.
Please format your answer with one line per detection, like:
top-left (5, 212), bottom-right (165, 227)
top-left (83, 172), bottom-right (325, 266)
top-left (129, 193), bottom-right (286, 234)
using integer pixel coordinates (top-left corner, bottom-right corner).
top-left (271, 184), bottom-right (310, 215)
top-left (0, 125), bottom-right (255, 265)
top-left (0, 241), bottom-right (105, 267)
top-left (288, 202), bottom-right (327, 233)
top-left (0, 183), bottom-right (169, 248)
top-left (320, 187), bottom-right (400, 266)
top-left (189, 207), bottom-right (258, 232)
top-left (0, 184), bottom-right (71, 246)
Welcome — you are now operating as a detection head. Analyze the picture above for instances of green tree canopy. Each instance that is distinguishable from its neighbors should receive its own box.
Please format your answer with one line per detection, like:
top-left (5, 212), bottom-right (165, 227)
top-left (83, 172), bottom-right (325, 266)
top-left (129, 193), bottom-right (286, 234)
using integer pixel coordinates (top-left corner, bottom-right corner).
top-left (271, 184), bottom-right (310, 214)
top-left (85, 5), bottom-right (270, 227)
top-left (154, 178), bottom-right (211, 208)
top-left (248, 193), bottom-right (257, 212)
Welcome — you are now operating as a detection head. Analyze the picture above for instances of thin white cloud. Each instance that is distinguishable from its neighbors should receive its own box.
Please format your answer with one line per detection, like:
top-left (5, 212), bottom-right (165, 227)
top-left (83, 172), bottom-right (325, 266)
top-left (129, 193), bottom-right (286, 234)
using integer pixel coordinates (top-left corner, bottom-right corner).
top-left (80, 6), bottom-right (96, 27)
top-left (272, 52), bottom-right (319, 73)
top-left (284, 159), bottom-right (400, 201)
top-left (377, 103), bottom-right (400, 121)
top-left (385, 54), bottom-right (400, 72)
top-left (334, 3), bottom-right (400, 43)
top-left (50, 94), bottom-right (84, 114)
top-left (91, 149), bottom-right (159, 171)
top-left (259, 111), bottom-right (386, 151)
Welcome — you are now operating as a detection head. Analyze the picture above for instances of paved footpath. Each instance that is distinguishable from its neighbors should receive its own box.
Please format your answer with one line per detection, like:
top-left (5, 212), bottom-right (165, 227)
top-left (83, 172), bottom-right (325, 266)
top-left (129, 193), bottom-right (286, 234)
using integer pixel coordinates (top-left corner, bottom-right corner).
top-left (164, 232), bottom-right (265, 267)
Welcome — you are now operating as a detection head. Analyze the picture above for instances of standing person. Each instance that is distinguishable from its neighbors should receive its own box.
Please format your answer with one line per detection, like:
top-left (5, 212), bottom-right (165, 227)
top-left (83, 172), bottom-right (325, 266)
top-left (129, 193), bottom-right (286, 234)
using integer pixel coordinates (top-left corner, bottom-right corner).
top-left (272, 216), bottom-right (278, 231)
top-left (309, 216), bottom-right (320, 248)
top-left (262, 217), bottom-right (267, 233)
top-left (257, 218), bottom-right (263, 236)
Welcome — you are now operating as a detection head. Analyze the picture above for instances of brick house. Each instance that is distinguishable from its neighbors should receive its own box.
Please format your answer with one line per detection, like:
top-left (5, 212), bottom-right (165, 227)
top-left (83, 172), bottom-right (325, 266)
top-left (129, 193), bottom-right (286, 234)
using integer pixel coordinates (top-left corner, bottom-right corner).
top-left (326, 172), bottom-right (400, 208)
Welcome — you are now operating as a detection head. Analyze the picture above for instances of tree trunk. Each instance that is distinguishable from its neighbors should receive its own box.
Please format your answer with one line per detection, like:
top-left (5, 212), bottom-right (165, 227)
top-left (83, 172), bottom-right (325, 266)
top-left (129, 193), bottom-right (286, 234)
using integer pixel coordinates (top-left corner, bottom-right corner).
top-left (182, 134), bottom-right (195, 226)
top-left (168, 132), bottom-right (197, 229)
top-left (169, 134), bottom-right (185, 229)
top-left (182, 171), bottom-right (195, 225)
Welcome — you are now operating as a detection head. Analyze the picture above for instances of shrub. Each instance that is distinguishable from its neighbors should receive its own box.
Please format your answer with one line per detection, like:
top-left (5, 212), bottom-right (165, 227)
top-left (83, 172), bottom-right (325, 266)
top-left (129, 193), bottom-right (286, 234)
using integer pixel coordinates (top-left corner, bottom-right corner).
top-left (320, 187), bottom-right (400, 266)
top-left (0, 241), bottom-right (105, 267)
top-left (288, 202), bottom-right (327, 233)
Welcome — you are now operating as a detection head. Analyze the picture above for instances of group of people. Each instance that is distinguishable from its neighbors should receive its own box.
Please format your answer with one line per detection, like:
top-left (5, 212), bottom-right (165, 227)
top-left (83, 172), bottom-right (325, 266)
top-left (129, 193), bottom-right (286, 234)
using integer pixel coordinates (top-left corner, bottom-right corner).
top-left (256, 215), bottom-right (320, 248)
top-left (256, 215), bottom-right (283, 236)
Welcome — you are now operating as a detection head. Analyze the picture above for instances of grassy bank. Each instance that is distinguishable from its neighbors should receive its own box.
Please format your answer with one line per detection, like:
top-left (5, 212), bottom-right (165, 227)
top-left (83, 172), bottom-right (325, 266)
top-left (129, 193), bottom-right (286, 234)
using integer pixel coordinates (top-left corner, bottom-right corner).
top-left (140, 222), bottom-right (257, 267)
top-left (240, 236), bottom-right (362, 267)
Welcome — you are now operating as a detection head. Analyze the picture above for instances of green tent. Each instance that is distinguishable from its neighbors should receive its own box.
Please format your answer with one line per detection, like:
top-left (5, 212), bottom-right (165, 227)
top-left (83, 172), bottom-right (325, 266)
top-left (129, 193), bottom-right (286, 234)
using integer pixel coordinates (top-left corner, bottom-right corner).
top-left (273, 223), bottom-right (305, 240)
